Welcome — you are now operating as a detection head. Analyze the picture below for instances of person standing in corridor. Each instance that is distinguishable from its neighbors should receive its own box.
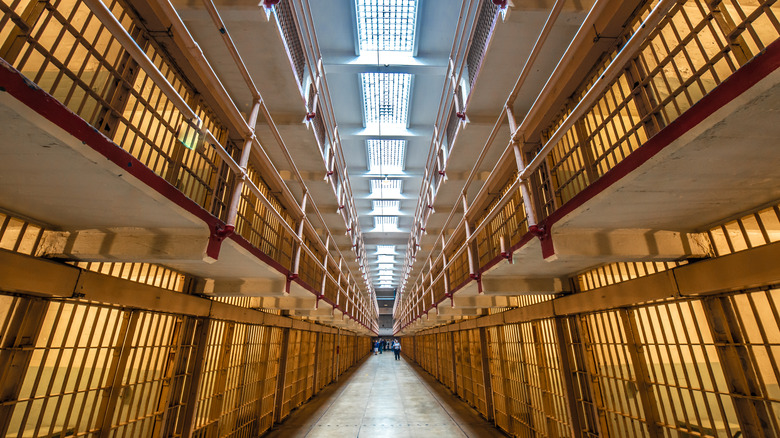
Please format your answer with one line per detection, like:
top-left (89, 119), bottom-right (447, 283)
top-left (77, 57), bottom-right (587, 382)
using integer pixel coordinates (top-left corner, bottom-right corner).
top-left (392, 339), bottom-right (401, 360)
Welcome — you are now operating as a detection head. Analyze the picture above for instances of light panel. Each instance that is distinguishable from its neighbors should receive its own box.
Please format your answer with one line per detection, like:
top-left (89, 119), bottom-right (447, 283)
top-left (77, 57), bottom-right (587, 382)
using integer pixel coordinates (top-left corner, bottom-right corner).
top-left (356, 0), bottom-right (418, 53)
top-left (370, 179), bottom-right (403, 197)
top-left (376, 245), bottom-right (395, 254)
top-left (367, 139), bottom-right (406, 174)
top-left (360, 73), bottom-right (412, 127)
top-left (372, 200), bottom-right (400, 214)
top-left (374, 216), bottom-right (399, 232)
top-left (378, 264), bottom-right (394, 270)
top-left (377, 255), bottom-right (395, 263)
top-left (379, 270), bottom-right (394, 276)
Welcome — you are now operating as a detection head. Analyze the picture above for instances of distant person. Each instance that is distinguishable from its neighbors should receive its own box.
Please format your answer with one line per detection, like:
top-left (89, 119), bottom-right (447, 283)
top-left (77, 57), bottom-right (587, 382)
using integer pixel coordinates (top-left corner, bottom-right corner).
top-left (373, 340), bottom-right (379, 355)
top-left (392, 340), bottom-right (401, 360)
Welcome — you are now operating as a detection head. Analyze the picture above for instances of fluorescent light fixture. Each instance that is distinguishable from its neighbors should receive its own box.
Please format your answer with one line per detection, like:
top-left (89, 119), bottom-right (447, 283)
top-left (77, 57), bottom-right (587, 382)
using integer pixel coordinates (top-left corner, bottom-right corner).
top-left (376, 245), bottom-right (395, 254)
top-left (370, 179), bottom-right (402, 197)
top-left (372, 200), bottom-right (400, 214)
top-left (367, 139), bottom-right (406, 174)
top-left (377, 255), bottom-right (395, 263)
top-left (356, 0), bottom-right (418, 53)
top-left (374, 216), bottom-right (399, 232)
top-left (360, 73), bottom-right (412, 128)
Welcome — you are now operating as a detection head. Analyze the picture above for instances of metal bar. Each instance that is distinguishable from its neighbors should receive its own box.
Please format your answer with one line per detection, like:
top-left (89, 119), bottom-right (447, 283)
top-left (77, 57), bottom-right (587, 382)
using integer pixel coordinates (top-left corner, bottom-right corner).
top-left (179, 318), bottom-right (211, 437)
top-left (81, 0), bottom-right (199, 124)
top-left (554, 316), bottom-right (587, 438)
top-left (97, 310), bottom-right (140, 438)
top-left (478, 327), bottom-right (494, 421)
top-left (702, 296), bottom-right (776, 437)
top-left (274, 327), bottom-right (291, 423)
top-left (618, 309), bottom-right (662, 437)
top-left (0, 298), bottom-right (49, 436)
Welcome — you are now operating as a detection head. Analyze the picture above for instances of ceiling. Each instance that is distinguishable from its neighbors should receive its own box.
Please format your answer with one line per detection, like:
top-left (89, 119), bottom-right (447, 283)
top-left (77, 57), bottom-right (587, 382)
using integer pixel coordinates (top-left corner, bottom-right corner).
top-left (307, 0), bottom-right (462, 306)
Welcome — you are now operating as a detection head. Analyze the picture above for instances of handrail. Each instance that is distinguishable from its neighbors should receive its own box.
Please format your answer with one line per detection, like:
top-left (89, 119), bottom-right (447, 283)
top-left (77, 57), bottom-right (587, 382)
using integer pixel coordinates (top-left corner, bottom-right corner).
top-left (173, 0), bottom-right (375, 311)
top-left (397, 0), bottom-right (609, 308)
top-left (288, 0), bottom-right (378, 296)
top-left (80, 0), bottom-right (376, 328)
top-left (399, 0), bottom-right (482, 298)
top-left (81, 0), bottom-right (199, 124)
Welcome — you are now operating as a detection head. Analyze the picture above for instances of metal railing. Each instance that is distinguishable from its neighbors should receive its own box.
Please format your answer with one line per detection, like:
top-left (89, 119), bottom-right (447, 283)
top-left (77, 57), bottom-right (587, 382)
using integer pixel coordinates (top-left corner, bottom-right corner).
top-left (0, 0), bottom-right (377, 330)
top-left (395, 0), bottom-right (780, 330)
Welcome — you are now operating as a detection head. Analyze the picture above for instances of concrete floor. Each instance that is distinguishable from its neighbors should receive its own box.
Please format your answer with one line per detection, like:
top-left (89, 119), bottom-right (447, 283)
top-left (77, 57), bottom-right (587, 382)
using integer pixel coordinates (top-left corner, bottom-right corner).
top-left (264, 352), bottom-right (503, 437)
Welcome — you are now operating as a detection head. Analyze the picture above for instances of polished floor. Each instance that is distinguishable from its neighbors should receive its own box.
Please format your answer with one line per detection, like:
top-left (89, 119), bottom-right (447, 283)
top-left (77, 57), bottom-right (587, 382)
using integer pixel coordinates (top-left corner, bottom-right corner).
top-left (265, 352), bottom-right (502, 437)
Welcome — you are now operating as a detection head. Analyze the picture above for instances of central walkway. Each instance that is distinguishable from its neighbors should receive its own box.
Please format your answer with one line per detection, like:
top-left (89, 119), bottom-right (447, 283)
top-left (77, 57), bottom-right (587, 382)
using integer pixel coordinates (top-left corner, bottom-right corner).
top-left (265, 352), bottom-right (501, 437)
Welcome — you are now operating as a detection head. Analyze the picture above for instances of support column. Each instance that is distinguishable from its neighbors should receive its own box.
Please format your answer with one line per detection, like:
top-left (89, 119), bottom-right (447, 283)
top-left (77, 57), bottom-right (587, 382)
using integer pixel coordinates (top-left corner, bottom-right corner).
top-left (575, 315), bottom-right (611, 437)
top-left (274, 327), bottom-right (292, 423)
top-left (313, 332), bottom-right (321, 392)
top-left (450, 331), bottom-right (459, 395)
top-left (97, 310), bottom-right (140, 438)
top-left (532, 321), bottom-right (559, 438)
top-left (553, 316), bottom-right (587, 438)
top-left (495, 326), bottom-right (516, 433)
top-left (703, 296), bottom-right (776, 437)
top-left (180, 318), bottom-right (212, 437)
top-left (619, 309), bottom-right (662, 437)
top-left (478, 327), bottom-right (494, 422)
top-left (153, 315), bottom-right (197, 437)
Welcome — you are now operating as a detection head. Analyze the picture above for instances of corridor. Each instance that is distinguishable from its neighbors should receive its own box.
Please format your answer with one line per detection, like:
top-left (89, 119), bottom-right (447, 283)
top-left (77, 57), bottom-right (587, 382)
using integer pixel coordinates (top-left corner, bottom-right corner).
top-left (265, 352), bottom-right (501, 437)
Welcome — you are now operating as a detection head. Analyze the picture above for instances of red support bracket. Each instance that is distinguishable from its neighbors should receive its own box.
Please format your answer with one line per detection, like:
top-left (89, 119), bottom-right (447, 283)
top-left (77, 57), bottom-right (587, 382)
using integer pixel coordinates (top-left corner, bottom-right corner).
top-left (456, 111), bottom-right (466, 120)
top-left (206, 223), bottom-right (234, 261)
top-left (470, 273), bottom-right (483, 293)
top-left (530, 223), bottom-right (556, 259)
top-left (305, 111), bottom-right (316, 121)
top-left (285, 273), bottom-right (298, 294)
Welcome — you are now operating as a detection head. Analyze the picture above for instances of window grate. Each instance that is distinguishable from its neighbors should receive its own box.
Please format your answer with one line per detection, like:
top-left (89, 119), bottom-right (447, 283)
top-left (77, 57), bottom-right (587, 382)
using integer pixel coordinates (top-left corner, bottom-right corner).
top-left (356, 0), bottom-right (418, 53)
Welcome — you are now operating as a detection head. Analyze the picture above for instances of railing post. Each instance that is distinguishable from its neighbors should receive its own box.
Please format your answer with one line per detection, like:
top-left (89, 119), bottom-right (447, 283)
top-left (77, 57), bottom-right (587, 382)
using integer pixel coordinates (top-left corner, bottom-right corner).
top-left (226, 100), bottom-right (263, 228)
top-left (461, 195), bottom-right (480, 287)
top-left (319, 235), bottom-right (330, 301)
top-left (289, 192), bottom-right (309, 289)
top-left (512, 141), bottom-right (540, 228)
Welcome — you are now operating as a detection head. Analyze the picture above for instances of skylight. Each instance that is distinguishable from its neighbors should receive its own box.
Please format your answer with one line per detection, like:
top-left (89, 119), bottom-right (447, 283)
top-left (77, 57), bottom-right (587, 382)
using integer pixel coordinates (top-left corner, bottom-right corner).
top-left (367, 139), bottom-right (406, 174)
top-left (379, 270), bottom-right (394, 277)
top-left (374, 216), bottom-right (399, 232)
top-left (360, 73), bottom-right (412, 128)
top-left (378, 264), bottom-right (394, 271)
top-left (372, 200), bottom-right (400, 214)
top-left (376, 245), bottom-right (395, 254)
top-left (377, 255), bottom-right (395, 263)
top-left (356, 0), bottom-right (418, 54)
top-left (370, 179), bottom-right (403, 197)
